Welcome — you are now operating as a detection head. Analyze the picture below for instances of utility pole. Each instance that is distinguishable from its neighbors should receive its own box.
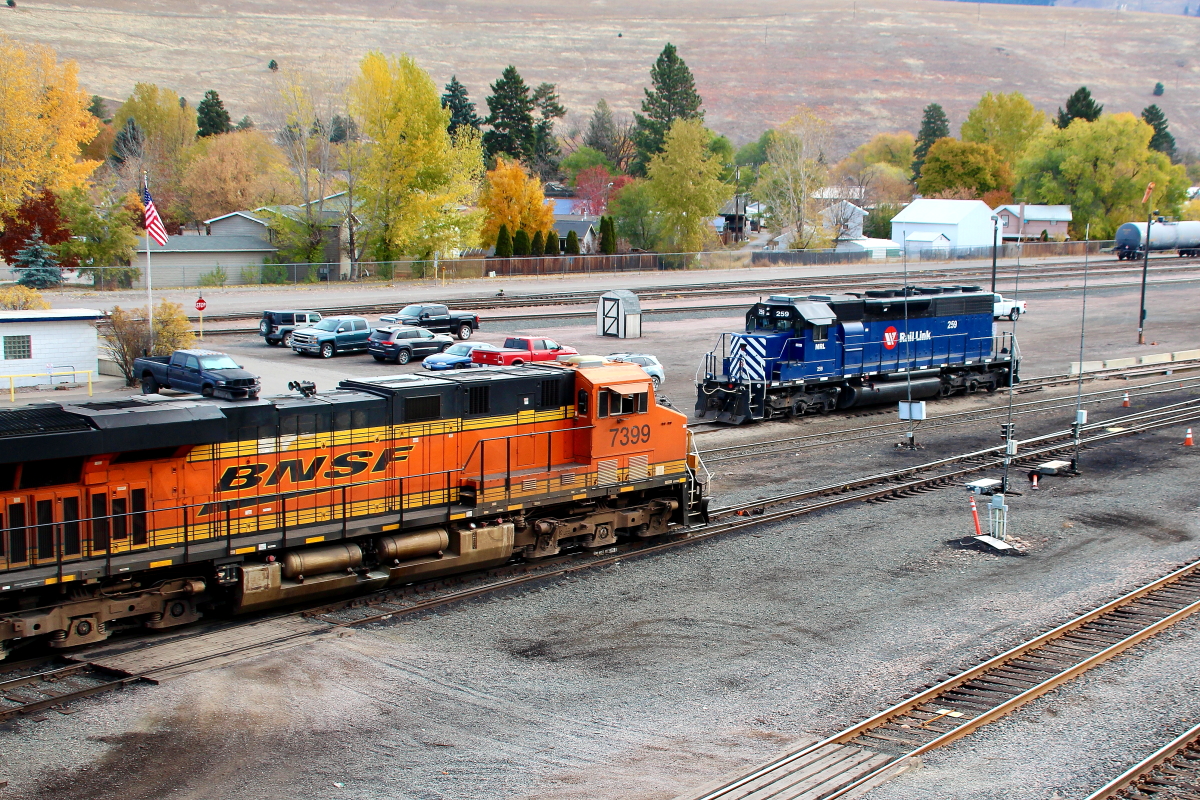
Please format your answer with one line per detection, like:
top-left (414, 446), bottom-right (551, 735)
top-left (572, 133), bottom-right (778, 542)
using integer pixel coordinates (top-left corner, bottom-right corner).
top-left (1138, 208), bottom-right (1153, 345)
top-left (990, 214), bottom-right (1000, 293)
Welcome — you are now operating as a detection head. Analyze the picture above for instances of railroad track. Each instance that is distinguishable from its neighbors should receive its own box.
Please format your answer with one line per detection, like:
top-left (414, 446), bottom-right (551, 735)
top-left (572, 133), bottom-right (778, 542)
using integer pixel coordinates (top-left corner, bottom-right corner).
top-left (1, 402), bottom-right (1194, 722)
top-left (0, 658), bottom-right (140, 722)
top-left (674, 560), bottom-right (1200, 800)
top-left (185, 254), bottom-right (1200, 325)
top-left (1085, 720), bottom-right (1200, 800)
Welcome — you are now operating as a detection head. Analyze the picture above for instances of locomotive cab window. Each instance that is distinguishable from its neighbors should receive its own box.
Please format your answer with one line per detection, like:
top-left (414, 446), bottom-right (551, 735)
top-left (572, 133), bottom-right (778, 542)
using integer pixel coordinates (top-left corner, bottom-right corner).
top-left (812, 325), bottom-right (829, 342)
top-left (597, 387), bottom-right (649, 418)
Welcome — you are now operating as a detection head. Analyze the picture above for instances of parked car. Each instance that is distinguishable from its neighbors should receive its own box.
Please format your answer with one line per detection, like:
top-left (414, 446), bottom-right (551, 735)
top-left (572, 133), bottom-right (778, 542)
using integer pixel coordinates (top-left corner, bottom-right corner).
top-left (470, 336), bottom-right (578, 367)
top-left (291, 316), bottom-right (371, 358)
top-left (259, 310), bottom-right (322, 347)
top-left (135, 350), bottom-right (260, 400)
top-left (378, 304), bottom-right (481, 339)
top-left (368, 326), bottom-right (454, 364)
top-left (607, 353), bottom-right (666, 388)
top-left (993, 294), bottom-right (1027, 321)
top-left (422, 341), bottom-right (500, 370)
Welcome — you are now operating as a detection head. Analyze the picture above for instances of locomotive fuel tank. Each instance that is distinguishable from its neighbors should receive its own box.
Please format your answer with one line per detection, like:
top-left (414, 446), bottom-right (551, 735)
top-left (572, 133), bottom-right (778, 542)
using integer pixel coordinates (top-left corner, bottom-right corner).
top-left (1115, 220), bottom-right (1200, 258)
top-left (839, 377), bottom-right (943, 408)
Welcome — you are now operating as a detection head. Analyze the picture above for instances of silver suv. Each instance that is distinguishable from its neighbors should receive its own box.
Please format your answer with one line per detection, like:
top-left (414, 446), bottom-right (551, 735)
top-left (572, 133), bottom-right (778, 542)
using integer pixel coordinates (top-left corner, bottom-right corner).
top-left (607, 353), bottom-right (665, 388)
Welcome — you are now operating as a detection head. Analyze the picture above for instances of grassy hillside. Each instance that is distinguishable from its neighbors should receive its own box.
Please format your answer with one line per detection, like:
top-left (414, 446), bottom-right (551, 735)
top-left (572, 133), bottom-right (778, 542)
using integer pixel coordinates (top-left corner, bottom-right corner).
top-left (4, 0), bottom-right (1196, 153)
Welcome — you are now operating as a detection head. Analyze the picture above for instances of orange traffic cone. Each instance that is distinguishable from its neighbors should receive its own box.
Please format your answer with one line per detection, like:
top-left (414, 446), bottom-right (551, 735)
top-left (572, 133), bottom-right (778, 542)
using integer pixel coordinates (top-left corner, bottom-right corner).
top-left (1030, 473), bottom-right (1039, 489)
top-left (1122, 392), bottom-right (1131, 407)
top-left (1185, 429), bottom-right (1195, 447)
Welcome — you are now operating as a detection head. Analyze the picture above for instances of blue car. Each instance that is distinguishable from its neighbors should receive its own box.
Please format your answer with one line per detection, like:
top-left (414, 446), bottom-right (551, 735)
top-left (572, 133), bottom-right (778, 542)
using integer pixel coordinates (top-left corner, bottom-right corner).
top-left (422, 341), bottom-right (499, 370)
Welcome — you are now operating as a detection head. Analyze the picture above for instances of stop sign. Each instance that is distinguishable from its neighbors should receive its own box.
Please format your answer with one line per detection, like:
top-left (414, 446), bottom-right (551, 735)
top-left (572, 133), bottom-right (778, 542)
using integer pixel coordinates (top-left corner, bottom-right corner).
top-left (195, 297), bottom-right (207, 311)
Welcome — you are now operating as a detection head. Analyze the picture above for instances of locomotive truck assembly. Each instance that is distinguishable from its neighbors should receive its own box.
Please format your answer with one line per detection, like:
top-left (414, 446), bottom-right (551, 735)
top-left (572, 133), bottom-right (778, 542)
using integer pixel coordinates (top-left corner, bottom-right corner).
top-left (695, 286), bottom-right (1018, 424)
top-left (0, 360), bottom-right (705, 659)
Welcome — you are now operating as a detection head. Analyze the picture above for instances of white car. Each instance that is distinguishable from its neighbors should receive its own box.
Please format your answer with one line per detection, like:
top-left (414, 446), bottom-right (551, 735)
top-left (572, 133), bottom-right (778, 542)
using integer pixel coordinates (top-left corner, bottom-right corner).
top-left (607, 353), bottom-right (666, 388)
top-left (993, 294), bottom-right (1027, 321)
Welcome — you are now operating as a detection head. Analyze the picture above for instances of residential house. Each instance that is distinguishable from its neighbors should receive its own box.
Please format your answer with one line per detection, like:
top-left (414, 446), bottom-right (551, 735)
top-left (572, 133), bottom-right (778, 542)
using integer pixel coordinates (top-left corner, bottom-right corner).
top-left (552, 216), bottom-right (598, 254)
top-left (132, 235), bottom-right (277, 286)
top-left (821, 200), bottom-right (867, 241)
top-left (993, 204), bottom-right (1072, 241)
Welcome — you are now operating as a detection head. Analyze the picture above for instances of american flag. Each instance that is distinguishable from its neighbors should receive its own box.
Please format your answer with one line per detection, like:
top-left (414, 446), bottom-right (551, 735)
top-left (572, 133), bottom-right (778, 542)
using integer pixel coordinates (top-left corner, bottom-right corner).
top-left (141, 186), bottom-right (168, 246)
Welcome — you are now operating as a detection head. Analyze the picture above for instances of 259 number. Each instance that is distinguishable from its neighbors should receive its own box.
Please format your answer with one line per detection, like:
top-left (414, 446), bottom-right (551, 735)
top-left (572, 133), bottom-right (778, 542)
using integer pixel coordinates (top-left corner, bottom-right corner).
top-left (611, 425), bottom-right (651, 446)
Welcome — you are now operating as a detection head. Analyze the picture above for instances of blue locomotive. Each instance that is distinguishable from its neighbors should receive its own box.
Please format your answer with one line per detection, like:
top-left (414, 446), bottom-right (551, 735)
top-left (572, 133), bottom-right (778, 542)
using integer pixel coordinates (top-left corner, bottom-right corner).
top-left (695, 286), bottom-right (1018, 424)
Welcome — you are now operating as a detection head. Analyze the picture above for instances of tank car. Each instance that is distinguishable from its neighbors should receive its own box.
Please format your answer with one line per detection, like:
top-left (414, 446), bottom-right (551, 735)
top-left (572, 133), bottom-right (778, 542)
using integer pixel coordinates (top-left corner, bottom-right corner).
top-left (1114, 219), bottom-right (1200, 259)
top-left (695, 286), bottom-right (1018, 424)
top-left (0, 360), bottom-right (706, 659)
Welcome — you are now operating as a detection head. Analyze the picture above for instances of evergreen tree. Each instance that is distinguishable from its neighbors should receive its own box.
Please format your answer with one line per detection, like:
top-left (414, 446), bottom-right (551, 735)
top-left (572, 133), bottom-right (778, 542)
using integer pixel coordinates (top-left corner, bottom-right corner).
top-left (494, 224), bottom-right (513, 258)
top-left (110, 117), bottom-right (145, 166)
top-left (585, 99), bottom-right (617, 160)
top-left (196, 89), bottom-right (232, 137)
top-left (235, 115), bottom-right (254, 131)
top-left (530, 229), bottom-right (545, 256)
top-left (546, 230), bottom-right (560, 255)
top-left (88, 95), bottom-right (106, 120)
top-left (268, 59), bottom-right (279, 71)
top-left (13, 230), bottom-right (62, 288)
top-left (600, 216), bottom-right (617, 254)
top-left (1142, 104), bottom-right (1176, 157)
top-left (512, 228), bottom-right (531, 256)
top-left (531, 82), bottom-right (567, 175)
top-left (483, 66), bottom-right (537, 161)
top-left (442, 76), bottom-right (482, 135)
top-left (1056, 86), bottom-right (1103, 128)
top-left (329, 114), bottom-right (358, 143)
top-left (565, 229), bottom-right (580, 255)
top-left (912, 103), bottom-right (950, 181)
top-left (631, 43), bottom-right (704, 175)
top-left (1153, 82), bottom-right (1165, 96)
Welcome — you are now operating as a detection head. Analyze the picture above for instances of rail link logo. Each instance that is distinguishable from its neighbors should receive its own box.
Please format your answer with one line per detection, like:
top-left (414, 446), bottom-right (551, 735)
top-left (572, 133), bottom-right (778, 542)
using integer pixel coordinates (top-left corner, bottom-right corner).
top-left (214, 445), bottom-right (414, 493)
top-left (882, 326), bottom-right (932, 350)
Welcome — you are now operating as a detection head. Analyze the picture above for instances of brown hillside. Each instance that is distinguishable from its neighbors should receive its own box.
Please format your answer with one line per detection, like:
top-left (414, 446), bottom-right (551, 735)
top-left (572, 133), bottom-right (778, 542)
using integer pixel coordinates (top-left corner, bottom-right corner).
top-left (4, 0), bottom-right (1196, 153)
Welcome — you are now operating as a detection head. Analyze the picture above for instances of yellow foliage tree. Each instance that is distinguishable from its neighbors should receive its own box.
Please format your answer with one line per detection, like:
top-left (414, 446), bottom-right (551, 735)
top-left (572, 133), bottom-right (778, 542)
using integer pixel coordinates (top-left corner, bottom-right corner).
top-left (350, 52), bottom-right (485, 261)
top-left (103, 302), bottom-right (195, 386)
top-left (112, 83), bottom-right (197, 219)
top-left (180, 130), bottom-right (294, 222)
top-left (0, 285), bottom-right (50, 310)
top-left (0, 36), bottom-right (99, 217)
top-left (961, 91), bottom-right (1049, 169)
top-left (478, 157), bottom-right (555, 248)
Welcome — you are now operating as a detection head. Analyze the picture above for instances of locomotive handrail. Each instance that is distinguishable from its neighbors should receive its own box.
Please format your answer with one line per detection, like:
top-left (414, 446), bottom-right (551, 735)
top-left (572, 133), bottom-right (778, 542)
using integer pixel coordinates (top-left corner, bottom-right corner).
top-left (459, 424), bottom-right (596, 495)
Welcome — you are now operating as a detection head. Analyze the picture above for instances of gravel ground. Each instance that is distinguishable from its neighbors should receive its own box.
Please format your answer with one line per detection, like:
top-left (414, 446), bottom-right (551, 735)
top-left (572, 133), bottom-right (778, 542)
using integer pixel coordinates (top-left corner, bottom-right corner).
top-left (2, 411), bottom-right (1198, 799)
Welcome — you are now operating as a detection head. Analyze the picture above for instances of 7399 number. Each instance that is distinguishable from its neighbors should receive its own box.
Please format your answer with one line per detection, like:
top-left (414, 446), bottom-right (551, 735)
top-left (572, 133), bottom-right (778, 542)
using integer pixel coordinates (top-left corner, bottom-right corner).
top-left (611, 424), bottom-right (651, 446)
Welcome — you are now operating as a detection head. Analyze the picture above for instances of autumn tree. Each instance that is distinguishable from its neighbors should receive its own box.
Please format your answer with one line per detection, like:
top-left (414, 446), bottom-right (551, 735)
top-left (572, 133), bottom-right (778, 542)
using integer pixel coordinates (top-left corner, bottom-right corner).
top-left (0, 285), bottom-right (50, 310)
top-left (1056, 86), bottom-right (1103, 129)
top-left (584, 98), bottom-right (636, 173)
top-left (1016, 112), bottom-right (1187, 237)
top-left (196, 89), bottom-right (233, 137)
top-left (632, 43), bottom-right (704, 175)
top-left (647, 118), bottom-right (730, 254)
top-left (0, 189), bottom-right (72, 266)
top-left (1141, 105), bottom-right (1176, 158)
top-left (180, 130), bottom-right (293, 221)
top-left (917, 139), bottom-right (1012, 199)
top-left (960, 92), bottom-right (1048, 167)
top-left (560, 147), bottom-right (614, 185)
top-left (912, 104), bottom-right (949, 181)
top-left (754, 109), bottom-right (832, 250)
top-left (350, 52), bottom-right (485, 261)
top-left (56, 185), bottom-right (139, 288)
top-left (111, 83), bottom-right (197, 219)
top-left (573, 167), bottom-right (631, 216)
top-left (483, 66), bottom-right (536, 161)
top-left (442, 75), bottom-right (482, 135)
top-left (104, 302), bottom-right (195, 386)
top-left (478, 156), bottom-right (554, 247)
top-left (0, 36), bottom-right (99, 217)
top-left (609, 179), bottom-right (659, 250)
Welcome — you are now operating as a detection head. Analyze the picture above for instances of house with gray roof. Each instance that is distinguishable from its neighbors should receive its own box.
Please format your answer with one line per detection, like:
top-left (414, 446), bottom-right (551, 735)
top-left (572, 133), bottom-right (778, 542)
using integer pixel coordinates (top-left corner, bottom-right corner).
top-left (993, 204), bottom-right (1072, 241)
top-left (552, 216), bottom-right (598, 254)
top-left (132, 235), bottom-right (277, 287)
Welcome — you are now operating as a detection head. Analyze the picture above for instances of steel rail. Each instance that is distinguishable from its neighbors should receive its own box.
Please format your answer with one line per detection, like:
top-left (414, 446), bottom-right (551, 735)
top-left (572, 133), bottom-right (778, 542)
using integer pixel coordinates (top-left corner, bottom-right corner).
top-left (1083, 719), bottom-right (1200, 800)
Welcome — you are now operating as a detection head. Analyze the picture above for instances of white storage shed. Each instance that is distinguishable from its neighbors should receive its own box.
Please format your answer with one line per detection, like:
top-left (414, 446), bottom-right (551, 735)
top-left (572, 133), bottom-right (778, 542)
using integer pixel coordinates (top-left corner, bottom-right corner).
top-left (0, 308), bottom-right (103, 389)
top-left (890, 199), bottom-right (996, 250)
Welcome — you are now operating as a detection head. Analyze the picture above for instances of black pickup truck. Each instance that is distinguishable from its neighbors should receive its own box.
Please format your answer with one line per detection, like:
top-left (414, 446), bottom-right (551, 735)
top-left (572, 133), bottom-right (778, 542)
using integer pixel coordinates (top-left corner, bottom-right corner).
top-left (378, 304), bottom-right (480, 339)
top-left (135, 350), bottom-right (261, 400)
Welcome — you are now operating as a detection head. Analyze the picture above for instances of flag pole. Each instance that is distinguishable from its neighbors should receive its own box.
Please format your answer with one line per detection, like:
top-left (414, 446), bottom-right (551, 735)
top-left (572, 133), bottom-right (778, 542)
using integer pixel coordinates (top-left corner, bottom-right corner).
top-left (144, 170), bottom-right (155, 354)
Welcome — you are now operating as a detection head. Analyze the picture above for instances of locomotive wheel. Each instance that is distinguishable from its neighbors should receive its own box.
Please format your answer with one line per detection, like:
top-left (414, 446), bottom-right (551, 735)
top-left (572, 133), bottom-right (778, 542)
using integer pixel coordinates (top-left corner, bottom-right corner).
top-left (790, 398), bottom-right (808, 417)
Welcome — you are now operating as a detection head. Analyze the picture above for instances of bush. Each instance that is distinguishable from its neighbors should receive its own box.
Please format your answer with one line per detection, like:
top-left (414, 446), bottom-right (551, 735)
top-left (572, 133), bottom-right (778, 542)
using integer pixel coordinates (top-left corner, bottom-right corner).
top-left (0, 285), bottom-right (49, 310)
top-left (239, 265), bottom-right (261, 284)
top-left (376, 262), bottom-right (394, 280)
top-left (198, 264), bottom-right (227, 287)
top-left (545, 231), bottom-right (560, 254)
top-left (103, 302), bottom-right (195, 386)
top-left (565, 230), bottom-right (580, 255)
top-left (494, 224), bottom-right (513, 258)
top-left (513, 229), bottom-right (530, 256)
top-left (530, 230), bottom-right (545, 256)
top-left (1154, 82), bottom-right (1165, 96)
top-left (261, 263), bottom-right (288, 284)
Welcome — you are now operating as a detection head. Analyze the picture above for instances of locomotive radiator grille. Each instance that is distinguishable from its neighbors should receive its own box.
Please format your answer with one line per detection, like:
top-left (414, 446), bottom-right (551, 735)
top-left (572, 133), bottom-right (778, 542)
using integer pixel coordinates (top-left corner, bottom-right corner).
top-left (628, 455), bottom-right (649, 481)
top-left (560, 473), bottom-right (576, 486)
top-left (597, 459), bottom-right (618, 485)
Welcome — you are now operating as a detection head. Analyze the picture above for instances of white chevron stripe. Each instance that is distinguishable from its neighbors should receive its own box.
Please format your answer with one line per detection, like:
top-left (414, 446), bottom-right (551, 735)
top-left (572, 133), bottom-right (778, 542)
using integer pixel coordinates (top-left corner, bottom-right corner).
top-left (729, 335), bottom-right (767, 381)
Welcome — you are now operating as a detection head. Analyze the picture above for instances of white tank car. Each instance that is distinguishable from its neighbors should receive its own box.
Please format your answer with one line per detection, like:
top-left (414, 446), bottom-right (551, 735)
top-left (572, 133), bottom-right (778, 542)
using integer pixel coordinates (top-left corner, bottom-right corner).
top-left (1114, 220), bottom-right (1200, 259)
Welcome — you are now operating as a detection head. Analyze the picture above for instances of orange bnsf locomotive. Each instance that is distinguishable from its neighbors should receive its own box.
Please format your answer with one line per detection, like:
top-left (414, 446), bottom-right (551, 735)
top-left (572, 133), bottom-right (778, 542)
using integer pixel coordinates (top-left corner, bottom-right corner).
top-left (0, 360), bottom-right (706, 659)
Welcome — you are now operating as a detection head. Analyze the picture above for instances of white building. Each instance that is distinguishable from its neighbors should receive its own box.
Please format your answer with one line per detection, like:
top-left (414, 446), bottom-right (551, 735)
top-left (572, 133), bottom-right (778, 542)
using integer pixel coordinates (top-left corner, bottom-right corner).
top-left (821, 200), bottom-right (867, 240)
top-left (0, 308), bottom-right (103, 389)
top-left (835, 237), bottom-right (902, 258)
top-left (890, 199), bottom-right (996, 250)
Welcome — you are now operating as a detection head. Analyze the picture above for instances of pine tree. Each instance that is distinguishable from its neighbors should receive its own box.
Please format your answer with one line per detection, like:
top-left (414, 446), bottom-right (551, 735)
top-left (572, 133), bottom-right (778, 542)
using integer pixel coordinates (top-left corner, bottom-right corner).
top-left (631, 43), bottom-right (704, 175)
top-left (268, 59), bottom-right (279, 71)
top-left (545, 230), bottom-right (560, 255)
top-left (495, 224), bottom-right (513, 258)
top-left (442, 76), bottom-right (482, 135)
top-left (1142, 104), bottom-right (1176, 157)
top-left (110, 117), bottom-right (144, 166)
top-left (1153, 82), bottom-right (1165, 97)
top-left (530, 229), bottom-right (545, 256)
top-left (235, 116), bottom-right (254, 131)
top-left (483, 66), bottom-right (537, 161)
top-left (512, 228), bottom-right (531, 256)
top-left (88, 95), bottom-right (106, 120)
top-left (196, 89), bottom-right (232, 137)
top-left (565, 229), bottom-right (580, 255)
top-left (600, 216), bottom-right (617, 254)
top-left (13, 230), bottom-right (62, 288)
top-left (329, 114), bottom-right (358, 143)
top-left (912, 103), bottom-right (950, 181)
top-left (531, 82), bottom-right (567, 176)
top-left (585, 99), bottom-right (617, 161)
top-left (1056, 86), bottom-right (1103, 128)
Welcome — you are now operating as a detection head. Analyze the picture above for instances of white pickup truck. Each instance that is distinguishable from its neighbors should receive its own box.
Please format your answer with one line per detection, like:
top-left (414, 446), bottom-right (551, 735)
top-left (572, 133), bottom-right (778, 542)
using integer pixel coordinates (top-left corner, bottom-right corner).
top-left (993, 293), bottom-right (1027, 321)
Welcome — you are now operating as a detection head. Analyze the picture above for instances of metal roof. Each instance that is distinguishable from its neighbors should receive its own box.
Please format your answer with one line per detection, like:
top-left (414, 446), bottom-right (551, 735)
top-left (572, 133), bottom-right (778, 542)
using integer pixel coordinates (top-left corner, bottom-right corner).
top-left (144, 235), bottom-right (275, 253)
top-left (994, 204), bottom-right (1073, 222)
top-left (892, 199), bottom-right (992, 225)
top-left (0, 308), bottom-right (104, 322)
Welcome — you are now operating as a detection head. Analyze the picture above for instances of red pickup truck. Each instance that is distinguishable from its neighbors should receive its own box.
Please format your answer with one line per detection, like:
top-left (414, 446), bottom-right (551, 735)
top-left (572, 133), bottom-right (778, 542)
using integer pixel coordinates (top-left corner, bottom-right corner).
top-left (471, 336), bottom-right (579, 366)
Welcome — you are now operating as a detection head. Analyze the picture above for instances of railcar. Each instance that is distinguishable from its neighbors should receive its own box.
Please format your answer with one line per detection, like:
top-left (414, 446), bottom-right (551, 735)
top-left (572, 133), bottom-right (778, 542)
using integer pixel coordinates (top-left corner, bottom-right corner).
top-left (1114, 220), bottom-right (1200, 259)
top-left (695, 286), bottom-right (1018, 424)
top-left (0, 360), bottom-right (706, 659)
